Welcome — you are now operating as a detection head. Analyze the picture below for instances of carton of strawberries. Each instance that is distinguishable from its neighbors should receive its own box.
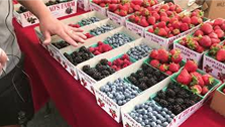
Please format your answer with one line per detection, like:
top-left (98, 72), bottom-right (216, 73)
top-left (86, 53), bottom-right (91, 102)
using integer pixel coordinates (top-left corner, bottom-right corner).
top-left (172, 60), bottom-right (220, 98)
top-left (147, 48), bottom-right (183, 75)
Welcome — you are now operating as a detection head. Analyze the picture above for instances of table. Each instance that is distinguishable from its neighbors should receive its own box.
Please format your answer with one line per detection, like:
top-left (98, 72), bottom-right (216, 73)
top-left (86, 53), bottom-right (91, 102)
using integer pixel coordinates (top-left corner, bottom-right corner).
top-left (13, 9), bottom-right (225, 127)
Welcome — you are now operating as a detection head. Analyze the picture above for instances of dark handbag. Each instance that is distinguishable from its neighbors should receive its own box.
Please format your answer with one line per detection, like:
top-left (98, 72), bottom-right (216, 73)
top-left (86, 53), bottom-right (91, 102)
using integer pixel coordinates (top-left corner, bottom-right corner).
top-left (0, 54), bottom-right (34, 126)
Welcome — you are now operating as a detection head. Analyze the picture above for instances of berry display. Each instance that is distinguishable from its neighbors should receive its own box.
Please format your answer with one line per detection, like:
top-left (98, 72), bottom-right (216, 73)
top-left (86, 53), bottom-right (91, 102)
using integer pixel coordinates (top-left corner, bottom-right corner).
top-left (64, 46), bottom-right (93, 66)
top-left (100, 78), bottom-right (141, 106)
top-left (82, 59), bottom-right (115, 81)
top-left (148, 49), bottom-right (182, 75)
top-left (176, 60), bottom-right (215, 96)
top-left (127, 44), bottom-right (151, 60)
top-left (106, 33), bottom-right (133, 48)
top-left (52, 41), bottom-right (70, 49)
top-left (178, 18), bottom-right (225, 53)
top-left (127, 63), bottom-right (167, 91)
top-left (154, 82), bottom-right (201, 115)
top-left (88, 41), bottom-right (113, 56)
top-left (129, 100), bottom-right (175, 127)
top-left (109, 54), bottom-right (133, 71)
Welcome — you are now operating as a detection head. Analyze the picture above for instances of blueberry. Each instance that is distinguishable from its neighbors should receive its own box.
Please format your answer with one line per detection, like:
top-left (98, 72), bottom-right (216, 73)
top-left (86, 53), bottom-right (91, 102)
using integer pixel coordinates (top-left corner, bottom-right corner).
top-left (162, 122), bottom-right (169, 127)
top-left (150, 122), bottom-right (157, 127)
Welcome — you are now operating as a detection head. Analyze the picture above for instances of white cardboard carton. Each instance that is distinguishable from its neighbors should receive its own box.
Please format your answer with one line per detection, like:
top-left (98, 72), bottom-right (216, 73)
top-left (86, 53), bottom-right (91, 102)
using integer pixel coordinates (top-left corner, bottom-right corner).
top-left (90, 2), bottom-right (108, 16)
top-left (14, 0), bottom-right (77, 27)
top-left (77, 0), bottom-right (90, 11)
top-left (203, 54), bottom-right (225, 82)
top-left (107, 11), bottom-right (131, 26)
top-left (121, 77), bottom-right (215, 127)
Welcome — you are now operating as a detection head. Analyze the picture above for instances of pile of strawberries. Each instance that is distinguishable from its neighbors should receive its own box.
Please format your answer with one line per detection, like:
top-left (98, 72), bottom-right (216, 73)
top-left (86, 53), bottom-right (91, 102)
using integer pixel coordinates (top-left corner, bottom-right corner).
top-left (208, 43), bottom-right (225, 62)
top-left (92, 0), bottom-right (120, 7)
top-left (85, 33), bottom-right (95, 39)
top-left (68, 24), bottom-right (80, 28)
top-left (147, 9), bottom-right (204, 38)
top-left (149, 49), bottom-right (182, 75)
top-left (176, 60), bottom-right (215, 96)
top-left (128, 2), bottom-right (182, 27)
top-left (179, 18), bottom-right (225, 53)
top-left (108, 0), bottom-right (158, 17)
top-left (108, 54), bottom-right (132, 71)
top-left (89, 41), bottom-right (113, 56)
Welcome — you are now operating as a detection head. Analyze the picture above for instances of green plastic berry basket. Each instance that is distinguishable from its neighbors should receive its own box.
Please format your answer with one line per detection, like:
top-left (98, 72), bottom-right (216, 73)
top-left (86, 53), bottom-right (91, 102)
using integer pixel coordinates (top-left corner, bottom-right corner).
top-left (171, 68), bottom-right (221, 99)
top-left (217, 83), bottom-right (225, 95)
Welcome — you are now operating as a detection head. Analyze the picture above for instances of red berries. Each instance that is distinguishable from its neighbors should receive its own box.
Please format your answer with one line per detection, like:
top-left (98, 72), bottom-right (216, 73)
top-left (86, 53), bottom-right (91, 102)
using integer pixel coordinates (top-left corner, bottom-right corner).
top-left (89, 41), bottom-right (113, 56)
top-left (109, 54), bottom-right (132, 71)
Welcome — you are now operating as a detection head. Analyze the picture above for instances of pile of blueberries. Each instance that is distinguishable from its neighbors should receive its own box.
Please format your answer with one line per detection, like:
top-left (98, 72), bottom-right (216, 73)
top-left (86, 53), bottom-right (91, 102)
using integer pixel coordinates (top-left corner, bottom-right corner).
top-left (100, 78), bottom-right (141, 106)
top-left (106, 33), bottom-right (133, 48)
top-left (90, 24), bottom-right (115, 36)
top-left (129, 100), bottom-right (175, 127)
top-left (127, 44), bottom-right (151, 60)
top-left (64, 46), bottom-right (93, 66)
top-left (154, 82), bottom-right (201, 115)
top-left (128, 64), bottom-right (167, 91)
top-left (82, 59), bottom-right (115, 81)
top-left (52, 41), bottom-right (70, 49)
top-left (79, 17), bottom-right (101, 26)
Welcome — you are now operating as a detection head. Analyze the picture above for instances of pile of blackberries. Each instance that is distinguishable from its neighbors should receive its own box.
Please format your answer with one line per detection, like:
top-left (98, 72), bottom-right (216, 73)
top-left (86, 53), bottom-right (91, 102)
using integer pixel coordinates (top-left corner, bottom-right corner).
top-left (64, 46), bottom-right (93, 66)
top-left (52, 41), bottom-right (70, 49)
top-left (127, 64), bottom-right (167, 91)
top-left (82, 59), bottom-right (115, 81)
top-left (154, 82), bottom-right (201, 115)
top-left (129, 100), bottom-right (175, 127)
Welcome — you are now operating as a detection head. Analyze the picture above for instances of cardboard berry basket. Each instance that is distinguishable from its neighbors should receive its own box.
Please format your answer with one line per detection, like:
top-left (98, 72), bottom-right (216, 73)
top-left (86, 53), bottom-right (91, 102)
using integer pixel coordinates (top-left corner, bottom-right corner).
top-left (121, 76), bottom-right (220, 127)
top-left (203, 52), bottom-right (225, 82)
top-left (77, 0), bottom-right (90, 11)
top-left (210, 83), bottom-right (225, 117)
top-left (93, 58), bottom-right (170, 123)
top-left (90, 2), bottom-right (108, 16)
top-left (107, 11), bottom-right (131, 26)
top-left (60, 11), bottom-right (108, 26)
top-left (14, 0), bottom-right (77, 27)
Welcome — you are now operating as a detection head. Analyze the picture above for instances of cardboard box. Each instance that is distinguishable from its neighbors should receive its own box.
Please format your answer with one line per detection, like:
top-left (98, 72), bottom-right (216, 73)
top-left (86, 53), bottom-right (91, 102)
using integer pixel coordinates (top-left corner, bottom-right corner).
top-left (107, 11), bottom-right (131, 26)
top-left (203, 53), bottom-right (225, 82)
top-left (121, 76), bottom-right (221, 127)
top-left (210, 83), bottom-right (225, 117)
top-left (77, 0), bottom-right (90, 11)
top-left (90, 2), bottom-right (108, 16)
top-left (203, 0), bottom-right (225, 19)
top-left (14, 0), bottom-right (77, 27)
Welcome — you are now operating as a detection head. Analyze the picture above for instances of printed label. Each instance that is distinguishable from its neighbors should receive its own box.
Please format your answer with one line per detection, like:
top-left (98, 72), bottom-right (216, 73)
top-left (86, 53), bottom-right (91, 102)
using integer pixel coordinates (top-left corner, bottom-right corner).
top-left (126, 21), bottom-right (145, 37)
top-left (90, 3), bottom-right (106, 15)
top-left (108, 11), bottom-right (125, 25)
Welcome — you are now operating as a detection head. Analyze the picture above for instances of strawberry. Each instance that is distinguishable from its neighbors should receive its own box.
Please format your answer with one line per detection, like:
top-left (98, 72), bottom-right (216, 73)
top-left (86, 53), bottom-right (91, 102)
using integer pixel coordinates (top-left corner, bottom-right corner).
top-left (148, 27), bottom-right (154, 33)
top-left (159, 64), bottom-right (168, 72)
top-left (100, 3), bottom-right (106, 7)
top-left (201, 86), bottom-right (209, 95)
top-left (171, 51), bottom-right (182, 63)
top-left (161, 4), bottom-right (169, 10)
top-left (216, 49), bottom-right (225, 62)
top-left (139, 18), bottom-right (149, 27)
top-left (199, 35), bottom-right (212, 48)
top-left (169, 63), bottom-right (180, 72)
top-left (202, 74), bottom-right (214, 85)
top-left (93, 0), bottom-right (100, 4)
top-left (191, 16), bottom-right (201, 25)
top-left (129, 15), bottom-right (136, 22)
top-left (134, 5), bottom-right (141, 11)
top-left (191, 72), bottom-right (205, 87)
top-left (175, 6), bottom-right (182, 13)
top-left (177, 69), bottom-right (192, 85)
top-left (141, 8), bottom-right (150, 17)
top-left (211, 38), bottom-right (221, 44)
top-left (165, 70), bottom-right (173, 75)
top-left (214, 25), bottom-right (221, 30)
top-left (150, 50), bottom-right (158, 59)
top-left (157, 49), bottom-right (169, 63)
top-left (221, 23), bottom-right (225, 31)
top-left (194, 30), bottom-right (204, 37)
top-left (148, 16), bottom-right (156, 25)
top-left (153, 12), bottom-right (160, 20)
top-left (155, 28), bottom-right (167, 37)
top-left (223, 88), bottom-right (225, 94)
top-left (209, 43), bottom-right (222, 56)
top-left (122, 54), bottom-right (129, 60)
top-left (180, 23), bottom-right (189, 32)
top-left (196, 45), bottom-right (205, 53)
top-left (214, 29), bottom-right (224, 38)
top-left (128, 8), bottom-right (134, 14)
top-left (191, 85), bottom-right (202, 94)
top-left (182, 16), bottom-right (191, 24)
top-left (119, 10), bottom-right (128, 16)
top-left (150, 59), bottom-right (160, 68)
top-left (187, 39), bottom-right (199, 50)
top-left (158, 21), bottom-right (166, 28)
top-left (172, 29), bottom-right (180, 35)
top-left (109, 4), bottom-right (118, 12)
top-left (184, 60), bottom-right (198, 72)
top-left (172, 21), bottom-right (181, 29)
top-left (114, 9), bottom-right (120, 15)
top-left (209, 32), bottom-right (218, 39)
top-left (132, 0), bottom-right (142, 5)
top-left (134, 16), bottom-right (141, 23)
top-left (201, 23), bottom-right (213, 35)
top-left (213, 18), bottom-right (224, 26)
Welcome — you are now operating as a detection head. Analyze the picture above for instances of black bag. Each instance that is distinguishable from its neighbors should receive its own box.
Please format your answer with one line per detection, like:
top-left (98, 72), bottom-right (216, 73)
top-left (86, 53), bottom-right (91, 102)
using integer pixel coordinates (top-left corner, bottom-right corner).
top-left (0, 54), bottom-right (34, 126)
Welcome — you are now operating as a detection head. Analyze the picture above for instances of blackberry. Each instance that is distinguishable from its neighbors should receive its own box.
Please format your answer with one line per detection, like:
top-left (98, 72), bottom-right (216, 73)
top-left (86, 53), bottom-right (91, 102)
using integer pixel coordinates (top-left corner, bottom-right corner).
top-left (102, 70), bottom-right (110, 76)
top-left (100, 59), bottom-right (108, 65)
top-left (141, 64), bottom-right (149, 70)
top-left (93, 72), bottom-right (101, 80)
top-left (139, 82), bottom-right (148, 91)
top-left (173, 105), bottom-right (182, 115)
top-left (168, 98), bottom-right (175, 103)
top-left (159, 99), bottom-right (169, 107)
top-left (157, 90), bottom-right (166, 99)
top-left (180, 105), bottom-right (187, 110)
top-left (176, 98), bottom-right (184, 105)
top-left (154, 71), bottom-right (161, 77)
top-left (82, 65), bottom-right (91, 72)
top-left (79, 46), bottom-right (88, 52)
top-left (166, 89), bottom-right (176, 97)
top-left (154, 97), bottom-right (160, 102)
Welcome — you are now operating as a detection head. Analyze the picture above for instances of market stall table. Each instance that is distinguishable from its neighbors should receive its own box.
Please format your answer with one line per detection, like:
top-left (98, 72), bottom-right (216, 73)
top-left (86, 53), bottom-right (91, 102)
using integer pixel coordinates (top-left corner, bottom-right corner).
top-left (13, 9), bottom-right (225, 127)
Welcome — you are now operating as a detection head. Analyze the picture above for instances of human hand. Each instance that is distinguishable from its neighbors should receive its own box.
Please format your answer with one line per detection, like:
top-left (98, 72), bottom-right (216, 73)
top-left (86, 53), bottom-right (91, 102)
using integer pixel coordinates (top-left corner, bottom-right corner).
top-left (39, 17), bottom-right (87, 47)
top-left (0, 48), bottom-right (8, 74)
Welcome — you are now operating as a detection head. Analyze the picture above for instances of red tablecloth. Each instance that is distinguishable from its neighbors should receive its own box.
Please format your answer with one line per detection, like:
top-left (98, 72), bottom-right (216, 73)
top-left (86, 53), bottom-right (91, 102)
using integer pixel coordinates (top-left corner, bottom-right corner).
top-left (13, 9), bottom-right (225, 127)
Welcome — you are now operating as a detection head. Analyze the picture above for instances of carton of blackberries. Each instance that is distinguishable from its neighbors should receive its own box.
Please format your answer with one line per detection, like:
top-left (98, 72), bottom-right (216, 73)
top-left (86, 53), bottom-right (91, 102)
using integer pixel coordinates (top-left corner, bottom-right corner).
top-left (211, 83), bottom-right (225, 117)
top-left (93, 59), bottom-right (148, 123)
top-left (14, 0), bottom-right (77, 27)
top-left (121, 77), bottom-right (211, 127)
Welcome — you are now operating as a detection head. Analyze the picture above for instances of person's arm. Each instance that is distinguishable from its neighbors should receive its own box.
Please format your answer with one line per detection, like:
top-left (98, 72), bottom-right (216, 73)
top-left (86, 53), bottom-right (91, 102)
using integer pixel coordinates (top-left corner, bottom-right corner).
top-left (18, 0), bottom-right (86, 47)
top-left (0, 48), bottom-right (8, 75)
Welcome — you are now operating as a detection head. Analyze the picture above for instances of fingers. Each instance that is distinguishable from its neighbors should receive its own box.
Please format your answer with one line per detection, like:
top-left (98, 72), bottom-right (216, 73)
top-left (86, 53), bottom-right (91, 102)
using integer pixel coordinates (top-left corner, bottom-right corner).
top-left (43, 31), bottom-right (52, 45)
top-left (75, 32), bottom-right (87, 40)
top-left (70, 27), bottom-right (84, 32)
top-left (66, 30), bottom-right (85, 44)
top-left (0, 49), bottom-right (8, 67)
top-left (58, 30), bottom-right (78, 47)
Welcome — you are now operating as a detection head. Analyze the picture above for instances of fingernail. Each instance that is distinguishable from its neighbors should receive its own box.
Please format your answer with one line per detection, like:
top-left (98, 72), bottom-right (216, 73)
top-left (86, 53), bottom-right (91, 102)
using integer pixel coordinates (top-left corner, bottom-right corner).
top-left (7, 57), bottom-right (9, 61)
